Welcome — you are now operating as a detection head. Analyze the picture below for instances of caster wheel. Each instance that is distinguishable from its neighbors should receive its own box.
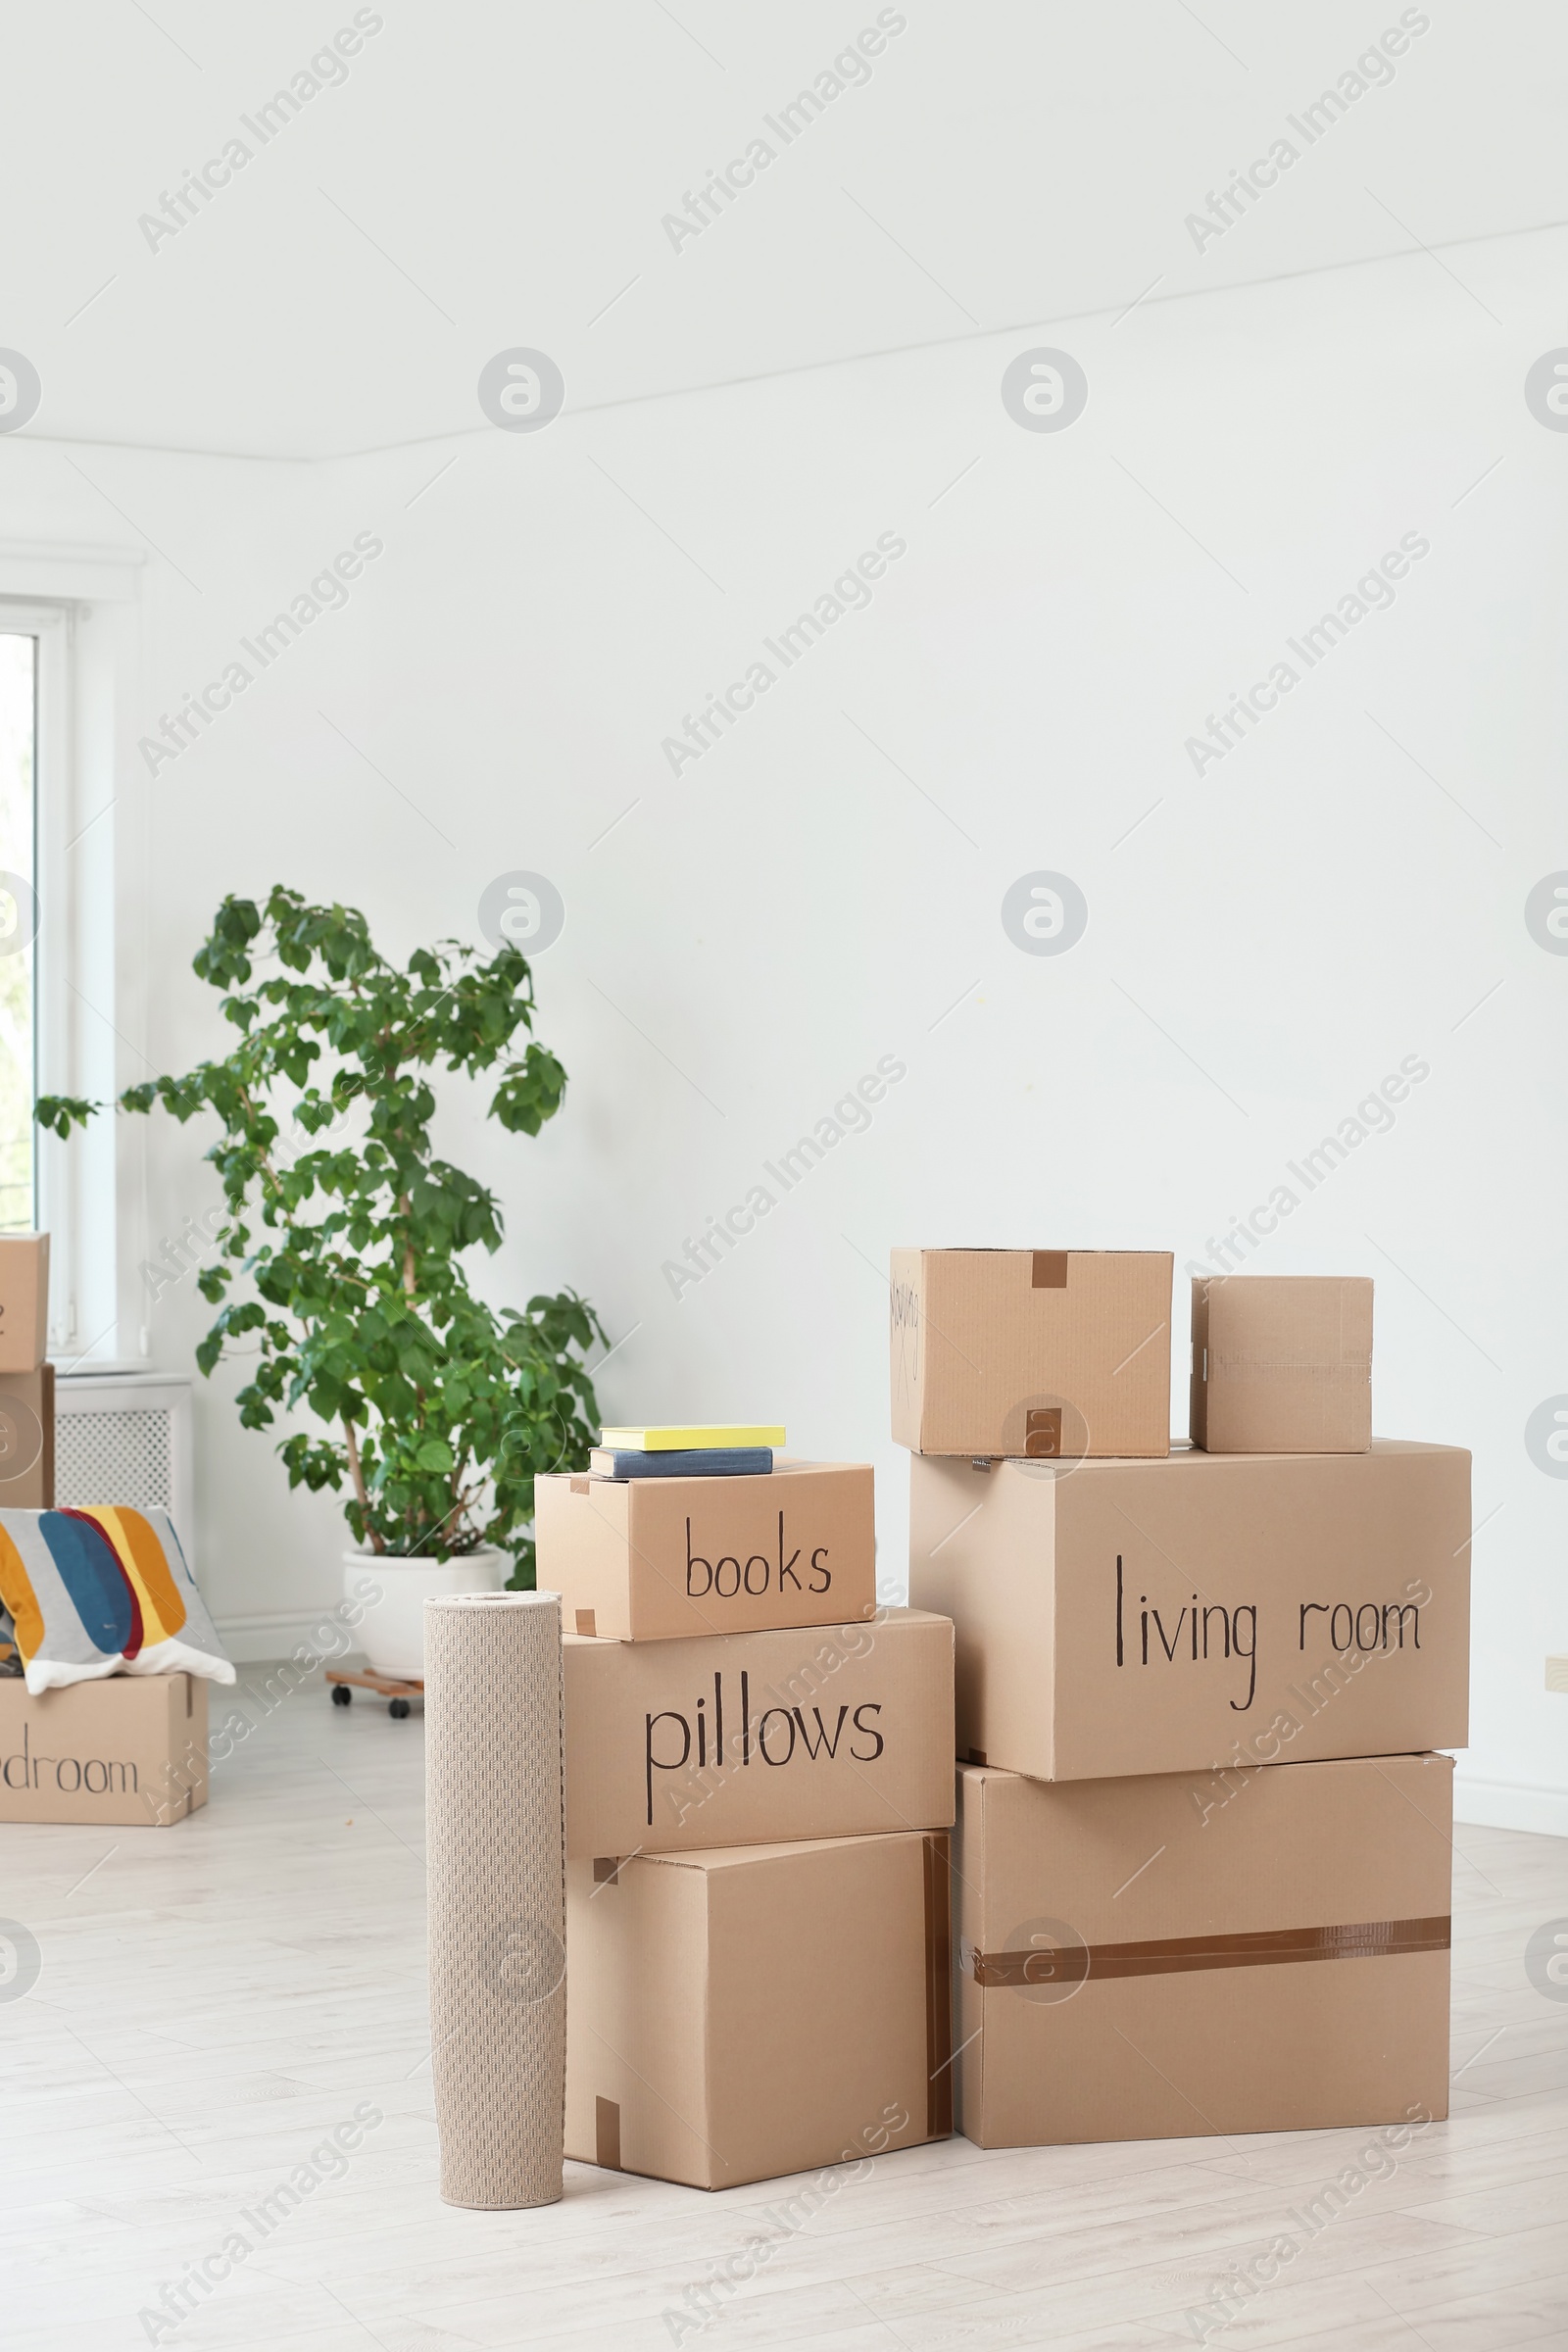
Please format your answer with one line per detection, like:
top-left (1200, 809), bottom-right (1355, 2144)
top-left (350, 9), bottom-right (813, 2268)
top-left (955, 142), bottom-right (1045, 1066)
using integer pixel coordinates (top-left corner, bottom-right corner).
top-left (331, 1684), bottom-right (352, 1706)
top-left (388, 1697), bottom-right (411, 1720)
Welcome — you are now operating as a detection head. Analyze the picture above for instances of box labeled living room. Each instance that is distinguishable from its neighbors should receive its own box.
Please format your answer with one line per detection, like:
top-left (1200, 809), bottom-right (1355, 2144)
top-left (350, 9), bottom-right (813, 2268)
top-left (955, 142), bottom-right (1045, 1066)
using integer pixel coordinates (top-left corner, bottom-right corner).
top-left (911, 1439), bottom-right (1470, 1781)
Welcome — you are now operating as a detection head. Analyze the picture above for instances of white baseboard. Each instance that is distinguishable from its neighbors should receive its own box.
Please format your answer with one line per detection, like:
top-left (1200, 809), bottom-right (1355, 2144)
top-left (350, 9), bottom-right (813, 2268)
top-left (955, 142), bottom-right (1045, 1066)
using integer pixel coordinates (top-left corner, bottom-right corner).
top-left (1453, 1775), bottom-right (1568, 1839)
top-left (215, 1608), bottom-right (357, 1664)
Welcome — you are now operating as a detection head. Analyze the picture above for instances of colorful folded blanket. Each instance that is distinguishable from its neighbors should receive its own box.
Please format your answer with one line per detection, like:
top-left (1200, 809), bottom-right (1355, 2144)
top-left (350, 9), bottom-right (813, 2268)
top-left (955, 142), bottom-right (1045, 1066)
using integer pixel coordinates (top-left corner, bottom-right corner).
top-left (0, 1506), bottom-right (235, 1695)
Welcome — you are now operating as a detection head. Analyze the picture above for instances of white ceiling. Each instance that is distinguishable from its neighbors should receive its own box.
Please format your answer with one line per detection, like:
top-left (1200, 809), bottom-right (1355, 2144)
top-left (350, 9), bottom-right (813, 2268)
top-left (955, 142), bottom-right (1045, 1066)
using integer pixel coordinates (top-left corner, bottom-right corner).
top-left (4, 0), bottom-right (1566, 460)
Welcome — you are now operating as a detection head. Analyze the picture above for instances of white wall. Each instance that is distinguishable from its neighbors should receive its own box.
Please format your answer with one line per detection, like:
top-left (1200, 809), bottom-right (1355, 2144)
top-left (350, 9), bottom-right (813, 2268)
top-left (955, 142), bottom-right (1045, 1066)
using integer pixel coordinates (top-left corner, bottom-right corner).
top-left (2, 212), bottom-right (1564, 1825)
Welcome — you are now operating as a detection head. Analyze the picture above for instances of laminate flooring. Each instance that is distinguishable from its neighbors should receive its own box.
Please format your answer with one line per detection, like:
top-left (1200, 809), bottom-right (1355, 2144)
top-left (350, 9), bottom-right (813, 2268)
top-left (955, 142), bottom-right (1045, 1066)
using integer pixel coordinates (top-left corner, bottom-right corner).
top-left (3, 1661), bottom-right (1567, 2351)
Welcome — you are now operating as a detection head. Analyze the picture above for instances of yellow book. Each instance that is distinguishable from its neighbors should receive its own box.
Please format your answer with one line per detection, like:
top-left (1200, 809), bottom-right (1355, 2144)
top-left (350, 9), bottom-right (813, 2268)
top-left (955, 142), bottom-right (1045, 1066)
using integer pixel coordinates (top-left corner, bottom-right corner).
top-left (598, 1424), bottom-right (786, 1452)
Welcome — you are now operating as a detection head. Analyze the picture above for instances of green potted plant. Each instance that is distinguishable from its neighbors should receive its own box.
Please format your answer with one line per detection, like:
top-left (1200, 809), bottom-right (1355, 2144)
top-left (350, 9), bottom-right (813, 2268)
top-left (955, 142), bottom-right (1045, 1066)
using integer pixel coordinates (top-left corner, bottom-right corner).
top-left (38, 885), bottom-right (605, 1675)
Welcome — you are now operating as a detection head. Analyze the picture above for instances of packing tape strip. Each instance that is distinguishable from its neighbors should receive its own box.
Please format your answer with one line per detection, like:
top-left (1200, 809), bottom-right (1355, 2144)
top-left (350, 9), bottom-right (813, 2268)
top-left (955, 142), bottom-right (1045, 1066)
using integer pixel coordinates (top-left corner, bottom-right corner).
top-left (923, 1831), bottom-right (954, 2136)
top-left (972, 1915), bottom-right (1450, 1989)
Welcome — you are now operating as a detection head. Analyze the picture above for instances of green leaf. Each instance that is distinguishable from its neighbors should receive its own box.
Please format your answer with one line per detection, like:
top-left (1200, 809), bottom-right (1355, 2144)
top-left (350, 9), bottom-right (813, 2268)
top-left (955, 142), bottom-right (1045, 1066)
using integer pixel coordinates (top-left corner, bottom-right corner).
top-left (34, 1094), bottom-right (101, 1139)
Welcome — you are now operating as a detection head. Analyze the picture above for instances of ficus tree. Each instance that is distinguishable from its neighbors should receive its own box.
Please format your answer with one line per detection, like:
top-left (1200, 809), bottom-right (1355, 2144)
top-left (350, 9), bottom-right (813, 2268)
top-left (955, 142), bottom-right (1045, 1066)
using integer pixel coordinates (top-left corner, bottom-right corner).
top-left (37, 885), bottom-right (604, 1587)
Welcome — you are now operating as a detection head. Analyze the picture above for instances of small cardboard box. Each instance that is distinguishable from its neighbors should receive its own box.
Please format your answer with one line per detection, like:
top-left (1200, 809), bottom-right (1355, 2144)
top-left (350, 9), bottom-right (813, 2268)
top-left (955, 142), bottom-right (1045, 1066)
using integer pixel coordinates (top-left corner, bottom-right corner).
top-left (566, 1829), bottom-right (952, 2188)
top-left (1193, 1274), bottom-right (1373, 1452)
top-left (0, 1363), bottom-right (53, 1508)
top-left (0, 1234), bottom-right (48, 1373)
top-left (0, 1672), bottom-right (208, 1825)
top-left (563, 1605), bottom-right (955, 1858)
top-left (909, 1442), bottom-right (1469, 1781)
top-left (956, 1752), bottom-right (1452, 2146)
top-left (536, 1460), bottom-right (875, 1642)
top-left (891, 1248), bottom-right (1172, 1458)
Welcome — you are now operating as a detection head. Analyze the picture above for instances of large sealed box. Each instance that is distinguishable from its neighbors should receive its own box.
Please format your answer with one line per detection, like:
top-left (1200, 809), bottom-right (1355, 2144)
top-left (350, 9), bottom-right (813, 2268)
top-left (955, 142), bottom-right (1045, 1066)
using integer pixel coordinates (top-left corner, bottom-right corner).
top-left (563, 1606), bottom-right (954, 1858)
top-left (0, 1235), bottom-right (49, 1373)
top-left (536, 1460), bottom-right (874, 1642)
top-left (910, 1442), bottom-right (1468, 1781)
top-left (0, 1363), bottom-right (53, 1508)
top-left (1193, 1274), bottom-right (1372, 1452)
top-left (566, 1829), bottom-right (952, 2188)
top-left (0, 1671), bottom-right (208, 1825)
top-left (891, 1249), bottom-right (1172, 1459)
top-left (956, 1753), bottom-right (1451, 2145)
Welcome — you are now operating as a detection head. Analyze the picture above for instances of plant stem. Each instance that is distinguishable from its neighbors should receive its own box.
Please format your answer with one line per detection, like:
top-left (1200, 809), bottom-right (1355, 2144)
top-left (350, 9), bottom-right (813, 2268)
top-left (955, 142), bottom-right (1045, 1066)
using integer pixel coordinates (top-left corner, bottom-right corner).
top-left (342, 1412), bottom-right (383, 1553)
top-left (398, 1191), bottom-right (416, 1296)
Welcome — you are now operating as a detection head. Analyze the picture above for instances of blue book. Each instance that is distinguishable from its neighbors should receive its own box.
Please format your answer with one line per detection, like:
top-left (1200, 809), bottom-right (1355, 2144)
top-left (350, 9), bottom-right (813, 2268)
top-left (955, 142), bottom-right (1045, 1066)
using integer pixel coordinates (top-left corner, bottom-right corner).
top-left (589, 1446), bottom-right (773, 1480)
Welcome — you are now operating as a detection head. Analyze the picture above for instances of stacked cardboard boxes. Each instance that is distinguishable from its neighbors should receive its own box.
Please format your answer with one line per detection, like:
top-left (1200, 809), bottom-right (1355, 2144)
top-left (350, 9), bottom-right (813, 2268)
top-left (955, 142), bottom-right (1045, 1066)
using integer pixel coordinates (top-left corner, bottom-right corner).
top-left (0, 1235), bottom-right (53, 1509)
top-left (0, 1235), bottom-right (208, 1831)
top-left (902, 1251), bottom-right (1466, 2147)
top-left (540, 1425), bottom-right (956, 2188)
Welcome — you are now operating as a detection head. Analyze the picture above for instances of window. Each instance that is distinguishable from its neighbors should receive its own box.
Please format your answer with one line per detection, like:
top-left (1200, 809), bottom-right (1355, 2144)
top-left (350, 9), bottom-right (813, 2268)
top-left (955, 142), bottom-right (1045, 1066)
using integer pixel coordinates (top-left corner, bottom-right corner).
top-left (0, 552), bottom-right (142, 1364)
top-left (0, 626), bottom-right (38, 1232)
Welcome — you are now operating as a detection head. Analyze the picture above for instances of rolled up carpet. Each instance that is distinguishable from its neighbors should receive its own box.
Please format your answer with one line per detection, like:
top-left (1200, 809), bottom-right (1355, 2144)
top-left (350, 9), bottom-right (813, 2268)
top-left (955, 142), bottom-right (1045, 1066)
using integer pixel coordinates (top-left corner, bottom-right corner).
top-left (424, 1590), bottom-right (565, 2208)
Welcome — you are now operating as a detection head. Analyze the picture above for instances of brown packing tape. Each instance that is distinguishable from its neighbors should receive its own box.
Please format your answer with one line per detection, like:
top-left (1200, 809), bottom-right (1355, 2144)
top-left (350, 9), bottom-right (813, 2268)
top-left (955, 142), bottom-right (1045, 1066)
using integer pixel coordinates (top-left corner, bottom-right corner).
top-left (574, 1609), bottom-right (597, 1637)
top-left (972, 1915), bottom-right (1451, 1989)
top-left (1031, 1251), bottom-right (1069, 1289)
top-left (595, 2095), bottom-right (621, 2170)
top-left (923, 1832), bottom-right (953, 2137)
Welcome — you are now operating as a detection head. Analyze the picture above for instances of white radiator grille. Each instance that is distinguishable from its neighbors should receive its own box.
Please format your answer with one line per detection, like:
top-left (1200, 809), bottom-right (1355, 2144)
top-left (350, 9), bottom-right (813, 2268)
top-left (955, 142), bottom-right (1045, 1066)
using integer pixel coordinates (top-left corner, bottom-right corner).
top-left (56, 1406), bottom-right (174, 1511)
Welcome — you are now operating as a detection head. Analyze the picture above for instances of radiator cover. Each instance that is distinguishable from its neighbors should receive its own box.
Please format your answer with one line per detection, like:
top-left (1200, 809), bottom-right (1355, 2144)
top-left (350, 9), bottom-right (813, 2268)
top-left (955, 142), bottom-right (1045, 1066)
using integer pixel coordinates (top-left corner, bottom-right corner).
top-left (53, 1371), bottom-right (195, 1570)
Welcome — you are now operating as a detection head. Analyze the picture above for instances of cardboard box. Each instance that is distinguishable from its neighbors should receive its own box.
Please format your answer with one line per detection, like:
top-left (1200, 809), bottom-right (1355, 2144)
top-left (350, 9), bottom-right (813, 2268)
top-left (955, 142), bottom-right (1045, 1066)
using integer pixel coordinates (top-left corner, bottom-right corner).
top-left (0, 1672), bottom-right (208, 1825)
top-left (537, 1460), bottom-right (875, 1642)
top-left (891, 1249), bottom-right (1172, 1458)
top-left (563, 1606), bottom-right (955, 1858)
top-left (909, 1442), bottom-right (1468, 1781)
top-left (566, 1829), bottom-right (952, 2187)
top-left (956, 1752), bottom-right (1452, 2145)
top-left (1193, 1275), bottom-right (1373, 1452)
top-left (0, 1234), bottom-right (48, 1373)
top-left (0, 1363), bottom-right (53, 1508)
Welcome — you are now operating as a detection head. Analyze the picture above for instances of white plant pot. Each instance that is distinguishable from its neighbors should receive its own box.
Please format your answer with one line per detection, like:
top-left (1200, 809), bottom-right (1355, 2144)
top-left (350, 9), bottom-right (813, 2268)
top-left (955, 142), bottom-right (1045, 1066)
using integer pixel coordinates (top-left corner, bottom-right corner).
top-left (344, 1548), bottom-right (508, 1680)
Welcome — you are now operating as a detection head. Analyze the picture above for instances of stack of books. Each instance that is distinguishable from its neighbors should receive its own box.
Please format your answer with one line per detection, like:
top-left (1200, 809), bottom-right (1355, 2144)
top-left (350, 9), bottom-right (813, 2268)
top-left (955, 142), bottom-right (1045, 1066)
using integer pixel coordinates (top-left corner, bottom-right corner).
top-left (590, 1424), bottom-right (779, 1480)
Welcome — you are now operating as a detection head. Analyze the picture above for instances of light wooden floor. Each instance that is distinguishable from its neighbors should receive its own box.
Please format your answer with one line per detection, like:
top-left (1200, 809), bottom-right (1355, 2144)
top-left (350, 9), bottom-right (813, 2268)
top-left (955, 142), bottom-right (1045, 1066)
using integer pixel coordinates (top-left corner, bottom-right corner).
top-left (4, 1664), bottom-right (1567, 2352)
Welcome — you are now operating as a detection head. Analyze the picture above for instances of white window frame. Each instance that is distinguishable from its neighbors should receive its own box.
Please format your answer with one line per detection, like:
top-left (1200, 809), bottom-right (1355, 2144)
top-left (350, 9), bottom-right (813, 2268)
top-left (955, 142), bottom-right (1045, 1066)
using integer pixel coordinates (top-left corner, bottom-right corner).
top-left (0, 543), bottom-right (145, 1370)
top-left (0, 599), bottom-right (70, 1268)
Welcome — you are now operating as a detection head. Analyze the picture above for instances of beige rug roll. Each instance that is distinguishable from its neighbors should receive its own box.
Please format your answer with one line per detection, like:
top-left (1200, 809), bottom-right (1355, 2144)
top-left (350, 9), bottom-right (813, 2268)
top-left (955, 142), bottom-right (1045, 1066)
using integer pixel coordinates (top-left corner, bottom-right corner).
top-left (425, 1590), bottom-right (565, 2208)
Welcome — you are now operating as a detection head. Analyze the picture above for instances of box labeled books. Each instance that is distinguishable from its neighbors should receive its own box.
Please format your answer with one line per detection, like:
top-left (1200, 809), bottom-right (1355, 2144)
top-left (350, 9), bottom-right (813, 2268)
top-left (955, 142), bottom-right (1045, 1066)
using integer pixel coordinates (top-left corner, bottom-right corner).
top-left (537, 1461), bottom-right (873, 1642)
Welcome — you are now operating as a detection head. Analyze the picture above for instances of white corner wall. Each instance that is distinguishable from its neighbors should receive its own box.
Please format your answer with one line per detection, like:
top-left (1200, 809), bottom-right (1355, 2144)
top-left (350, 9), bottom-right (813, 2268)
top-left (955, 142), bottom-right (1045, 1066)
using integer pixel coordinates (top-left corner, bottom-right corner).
top-left (2, 219), bottom-right (1563, 1826)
